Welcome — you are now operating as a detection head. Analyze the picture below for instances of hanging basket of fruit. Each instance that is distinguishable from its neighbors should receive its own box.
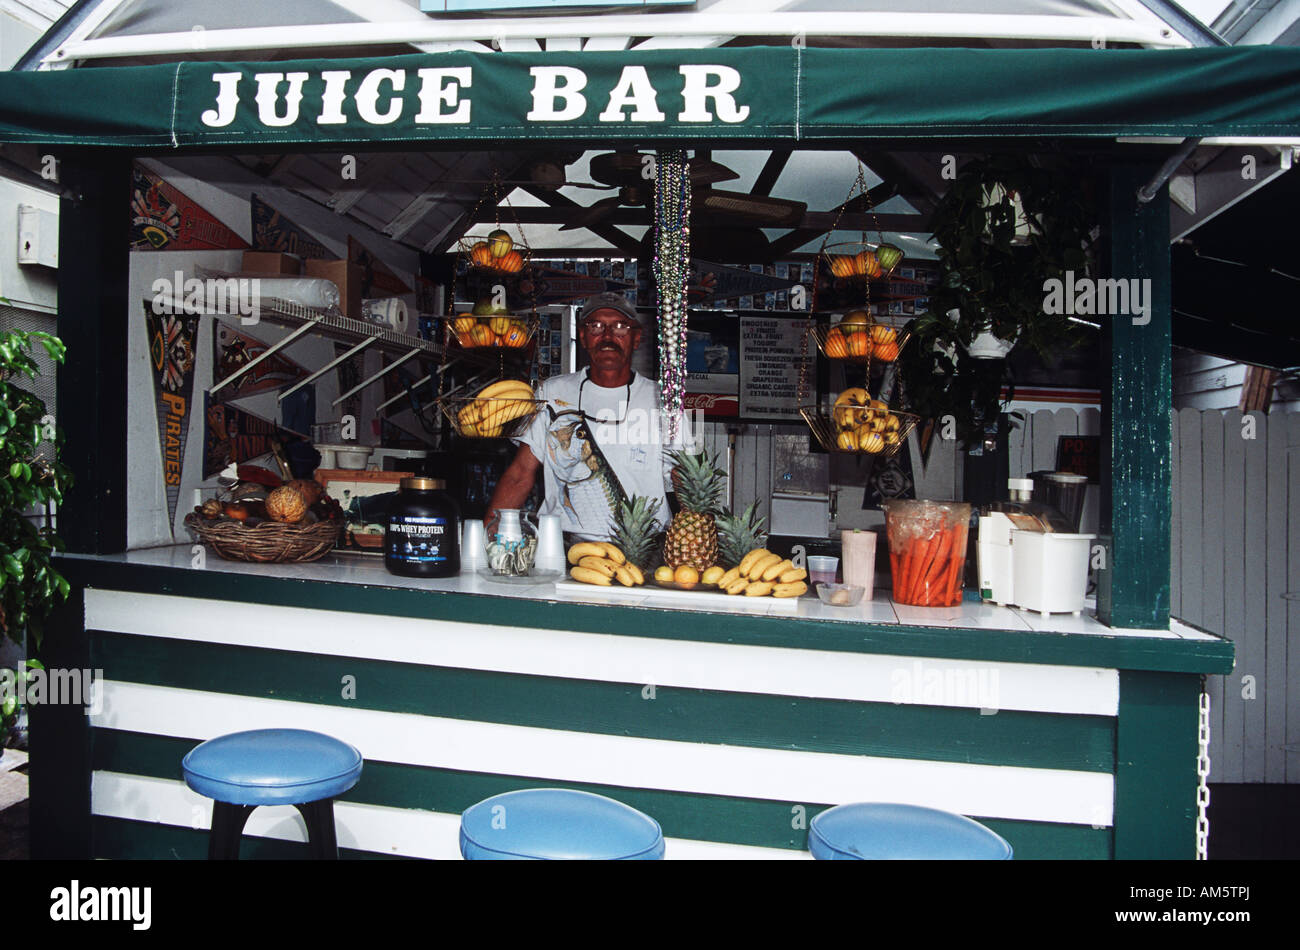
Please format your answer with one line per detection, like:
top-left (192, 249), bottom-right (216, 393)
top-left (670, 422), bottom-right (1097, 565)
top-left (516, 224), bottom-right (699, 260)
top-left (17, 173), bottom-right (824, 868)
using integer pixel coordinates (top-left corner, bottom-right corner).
top-left (447, 307), bottom-right (539, 350)
top-left (819, 241), bottom-right (904, 284)
top-left (810, 311), bottom-right (910, 364)
top-left (800, 391), bottom-right (918, 459)
top-left (438, 378), bottom-right (544, 439)
top-left (458, 229), bottom-right (530, 276)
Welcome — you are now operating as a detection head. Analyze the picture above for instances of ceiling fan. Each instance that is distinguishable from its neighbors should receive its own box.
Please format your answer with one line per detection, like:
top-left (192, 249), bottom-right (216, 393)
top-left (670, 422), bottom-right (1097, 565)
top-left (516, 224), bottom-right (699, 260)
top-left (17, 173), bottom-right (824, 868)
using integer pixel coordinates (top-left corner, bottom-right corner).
top-left (559, 151), bottom-right (807, 233)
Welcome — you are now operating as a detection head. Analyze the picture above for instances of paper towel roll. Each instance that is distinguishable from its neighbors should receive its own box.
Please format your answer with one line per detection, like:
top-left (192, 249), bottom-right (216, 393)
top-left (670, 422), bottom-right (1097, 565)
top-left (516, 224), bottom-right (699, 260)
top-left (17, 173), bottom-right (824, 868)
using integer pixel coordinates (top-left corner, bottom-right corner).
top-left (253, 277), bottom-right (341, 310)
top-left (363, 297), bottom-right (410, 334)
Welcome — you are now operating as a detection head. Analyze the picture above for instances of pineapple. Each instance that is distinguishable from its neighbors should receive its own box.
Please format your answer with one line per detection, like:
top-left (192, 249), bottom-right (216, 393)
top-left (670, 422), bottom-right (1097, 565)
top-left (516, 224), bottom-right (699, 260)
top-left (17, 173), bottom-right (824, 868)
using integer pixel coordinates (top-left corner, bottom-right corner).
top-left (663, 449), bottom-right (726, 572)
top-left (610, 495), bottom-right (663, 572)
top-left (716, 500), bottom-right (769, 569)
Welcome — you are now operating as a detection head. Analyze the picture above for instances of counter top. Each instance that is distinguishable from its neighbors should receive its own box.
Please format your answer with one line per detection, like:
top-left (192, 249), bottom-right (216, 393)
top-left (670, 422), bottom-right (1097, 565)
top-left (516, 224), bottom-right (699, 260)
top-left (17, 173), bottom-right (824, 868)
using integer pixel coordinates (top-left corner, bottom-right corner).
top-left (58, 545), bottom-right (1232, 674)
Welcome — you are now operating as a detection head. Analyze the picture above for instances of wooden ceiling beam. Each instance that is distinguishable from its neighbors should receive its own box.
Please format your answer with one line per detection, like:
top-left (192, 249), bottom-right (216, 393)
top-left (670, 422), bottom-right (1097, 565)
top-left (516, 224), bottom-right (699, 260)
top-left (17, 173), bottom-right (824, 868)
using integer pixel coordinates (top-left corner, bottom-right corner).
top-left (751, 149), bottom-right (792, 197)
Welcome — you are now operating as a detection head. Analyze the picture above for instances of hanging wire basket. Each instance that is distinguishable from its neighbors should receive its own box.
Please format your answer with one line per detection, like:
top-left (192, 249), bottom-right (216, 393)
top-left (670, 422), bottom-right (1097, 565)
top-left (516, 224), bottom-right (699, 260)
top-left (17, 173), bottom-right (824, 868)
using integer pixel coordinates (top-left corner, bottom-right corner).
top-left (799, 400), bottom-right (919, 459)
top-left (809, 319), bottom-right (911, 364)
top-left (437, 390), bottom-right (546, 439)
top-left (446, 312), bottom-right (541, 351)
top-left (458, 232), bottom-right (532, 276)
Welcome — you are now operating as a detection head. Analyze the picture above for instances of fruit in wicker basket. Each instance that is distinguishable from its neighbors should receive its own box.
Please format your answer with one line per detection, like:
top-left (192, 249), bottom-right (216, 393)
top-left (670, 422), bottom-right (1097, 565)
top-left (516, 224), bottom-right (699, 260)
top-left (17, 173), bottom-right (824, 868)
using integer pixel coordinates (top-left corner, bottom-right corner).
top-left (201, 498), bottom-right (224, 520)
top-left (266, 485), bottom-right (309, 523)
top-left (285, 478), bottom-right (323, 506)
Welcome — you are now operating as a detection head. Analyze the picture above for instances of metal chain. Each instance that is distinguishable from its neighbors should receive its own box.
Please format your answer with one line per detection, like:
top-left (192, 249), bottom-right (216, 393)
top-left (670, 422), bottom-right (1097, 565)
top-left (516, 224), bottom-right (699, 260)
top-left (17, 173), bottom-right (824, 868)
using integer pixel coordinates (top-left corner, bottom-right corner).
top-left (1196, 677), bottom-right (1211, 860)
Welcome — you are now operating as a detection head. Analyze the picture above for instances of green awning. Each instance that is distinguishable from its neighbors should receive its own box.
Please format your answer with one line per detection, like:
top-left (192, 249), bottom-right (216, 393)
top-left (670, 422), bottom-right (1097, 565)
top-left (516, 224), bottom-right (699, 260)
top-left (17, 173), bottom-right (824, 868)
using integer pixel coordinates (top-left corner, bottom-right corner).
top-left (3, 46), bottom-right (1300, 149)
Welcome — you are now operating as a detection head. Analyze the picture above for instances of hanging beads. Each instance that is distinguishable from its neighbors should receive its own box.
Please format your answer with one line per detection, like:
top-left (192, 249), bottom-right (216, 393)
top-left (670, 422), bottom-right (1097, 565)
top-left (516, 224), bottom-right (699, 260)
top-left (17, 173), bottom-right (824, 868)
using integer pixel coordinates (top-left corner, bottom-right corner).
top-left (652, 149), bottom-right (691, 442)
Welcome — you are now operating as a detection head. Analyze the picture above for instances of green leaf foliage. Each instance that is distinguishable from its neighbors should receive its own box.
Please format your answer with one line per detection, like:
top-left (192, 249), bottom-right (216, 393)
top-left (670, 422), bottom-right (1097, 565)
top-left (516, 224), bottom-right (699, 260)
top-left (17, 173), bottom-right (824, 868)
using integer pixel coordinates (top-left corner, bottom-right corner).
top-left (0, 327), bottom-right (72, 650)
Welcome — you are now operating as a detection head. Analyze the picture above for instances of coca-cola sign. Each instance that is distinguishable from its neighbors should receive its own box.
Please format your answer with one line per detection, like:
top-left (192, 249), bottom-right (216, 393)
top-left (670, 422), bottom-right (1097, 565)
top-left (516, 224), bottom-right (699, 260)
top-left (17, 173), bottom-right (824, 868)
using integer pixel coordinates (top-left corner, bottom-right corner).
top-left (685, 392), bottom-right (738, 416)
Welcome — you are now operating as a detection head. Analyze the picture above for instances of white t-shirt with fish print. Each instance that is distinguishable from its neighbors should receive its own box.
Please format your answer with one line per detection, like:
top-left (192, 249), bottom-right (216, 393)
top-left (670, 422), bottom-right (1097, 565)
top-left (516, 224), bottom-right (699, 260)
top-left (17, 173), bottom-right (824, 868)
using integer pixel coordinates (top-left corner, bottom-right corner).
top-left (517, 369), bottom-right (692, 542)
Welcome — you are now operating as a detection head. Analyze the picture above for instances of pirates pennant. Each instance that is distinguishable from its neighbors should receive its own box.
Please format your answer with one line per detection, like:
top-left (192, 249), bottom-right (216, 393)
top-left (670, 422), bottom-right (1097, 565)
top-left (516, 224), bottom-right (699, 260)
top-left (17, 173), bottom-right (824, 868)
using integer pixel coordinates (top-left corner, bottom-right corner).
top-left (212, 321), bottom-right (310, 399)
top-left (250, 193), bottom-right (332, 260)
top-left (144, 302), bottom-right (200, 536)
top-left (130, 165), bottom-right (248, 252)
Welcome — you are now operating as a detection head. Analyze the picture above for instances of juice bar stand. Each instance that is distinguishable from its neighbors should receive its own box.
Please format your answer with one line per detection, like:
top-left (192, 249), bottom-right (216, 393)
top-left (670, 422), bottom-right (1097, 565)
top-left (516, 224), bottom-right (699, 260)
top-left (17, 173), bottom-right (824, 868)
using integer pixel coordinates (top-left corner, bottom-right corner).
top-left (6, 44), bottom-right (1296, 859)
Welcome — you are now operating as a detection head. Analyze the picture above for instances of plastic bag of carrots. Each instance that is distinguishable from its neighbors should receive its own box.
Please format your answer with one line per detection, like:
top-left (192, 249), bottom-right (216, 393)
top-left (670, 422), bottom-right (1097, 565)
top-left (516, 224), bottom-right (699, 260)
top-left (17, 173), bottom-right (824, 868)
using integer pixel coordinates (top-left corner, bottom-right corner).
top-left (882, 500), bottom-right (972, 607)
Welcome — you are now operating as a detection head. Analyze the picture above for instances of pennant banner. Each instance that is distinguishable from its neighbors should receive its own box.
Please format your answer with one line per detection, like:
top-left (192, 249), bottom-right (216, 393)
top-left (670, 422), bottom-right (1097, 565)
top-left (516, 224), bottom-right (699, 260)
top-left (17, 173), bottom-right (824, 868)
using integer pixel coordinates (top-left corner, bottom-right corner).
top-left (130, 165), bottom-right (248, 252)
top-left (212, 321), bottom-right (310, 399)
top-left (516, 265), bottom-right (635, 306)
top-left (251, 193), bottom-right (332, 259)
top-left (145, 302), bottom-right (200, 535)
top-left (349, 235), bottom-right (412, 297)
top-left (203, 395), bottom-right (307, 479)
top-left (688, 260), bottom-right (800, 305)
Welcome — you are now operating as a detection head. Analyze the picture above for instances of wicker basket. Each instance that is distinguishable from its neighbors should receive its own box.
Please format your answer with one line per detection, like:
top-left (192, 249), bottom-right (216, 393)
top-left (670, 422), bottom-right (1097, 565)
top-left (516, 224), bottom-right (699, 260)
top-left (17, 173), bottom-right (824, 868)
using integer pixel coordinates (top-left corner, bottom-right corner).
top-left (437, 393), bottom-right (545, 439)
top-left (446, 313), bottom-right (539, 350)
top-left (810, 322), bottom-right (910, 364)
top-left (799, 404), bottom-right (919, 459)
top-left (185, 513), bottom-right (341, 563)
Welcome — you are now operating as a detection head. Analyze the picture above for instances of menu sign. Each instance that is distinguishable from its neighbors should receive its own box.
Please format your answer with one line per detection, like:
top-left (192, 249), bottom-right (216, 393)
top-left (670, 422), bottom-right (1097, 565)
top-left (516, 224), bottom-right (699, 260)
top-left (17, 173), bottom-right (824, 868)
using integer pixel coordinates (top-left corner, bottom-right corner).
top-left (739, 316), bottom-right (807, 420)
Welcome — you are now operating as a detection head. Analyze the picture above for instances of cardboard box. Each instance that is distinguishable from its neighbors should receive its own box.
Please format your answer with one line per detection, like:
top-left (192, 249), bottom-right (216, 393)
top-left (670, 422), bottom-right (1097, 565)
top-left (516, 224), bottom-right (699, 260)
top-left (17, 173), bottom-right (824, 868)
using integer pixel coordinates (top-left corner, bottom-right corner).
top-left (304, 258), bottom-right (363, 320)
top-left (242, 251), bottom-right (301, 275)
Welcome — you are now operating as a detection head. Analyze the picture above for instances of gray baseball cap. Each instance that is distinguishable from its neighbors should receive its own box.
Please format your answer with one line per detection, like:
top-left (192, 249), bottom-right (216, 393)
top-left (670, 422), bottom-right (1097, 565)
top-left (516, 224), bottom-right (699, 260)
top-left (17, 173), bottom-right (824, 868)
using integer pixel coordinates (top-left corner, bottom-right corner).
top-left (578, 293), bottom-right (640, 326)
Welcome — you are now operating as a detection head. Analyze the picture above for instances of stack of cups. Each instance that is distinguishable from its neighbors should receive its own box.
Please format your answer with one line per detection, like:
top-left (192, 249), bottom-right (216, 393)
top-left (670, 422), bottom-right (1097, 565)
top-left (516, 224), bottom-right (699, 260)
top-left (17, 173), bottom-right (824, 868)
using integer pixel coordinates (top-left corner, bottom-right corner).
top-left (535, 514), bottom-right (565, 574)
top-left (461, 519), bottom-right (486, 570)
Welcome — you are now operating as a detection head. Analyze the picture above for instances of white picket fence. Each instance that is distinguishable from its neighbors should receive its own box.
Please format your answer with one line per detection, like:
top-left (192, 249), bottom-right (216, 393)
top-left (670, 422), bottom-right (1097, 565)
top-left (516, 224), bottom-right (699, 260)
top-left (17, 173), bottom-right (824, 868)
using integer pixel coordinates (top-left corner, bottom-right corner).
top-left (1172, 408), bottom-right (1300, 784)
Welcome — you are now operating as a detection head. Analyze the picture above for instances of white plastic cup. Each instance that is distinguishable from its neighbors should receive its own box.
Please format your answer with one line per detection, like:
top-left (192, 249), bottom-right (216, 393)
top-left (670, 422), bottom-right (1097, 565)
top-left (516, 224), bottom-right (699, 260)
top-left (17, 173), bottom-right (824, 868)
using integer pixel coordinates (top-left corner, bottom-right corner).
top-left (535, 514), bottom-right (565, 571)
top-left (807, 555), bottom-right (839, 586)
top-left (496, 509), bottom-right (523, 542)
top-left (461, 519), bottom-right (486, 567)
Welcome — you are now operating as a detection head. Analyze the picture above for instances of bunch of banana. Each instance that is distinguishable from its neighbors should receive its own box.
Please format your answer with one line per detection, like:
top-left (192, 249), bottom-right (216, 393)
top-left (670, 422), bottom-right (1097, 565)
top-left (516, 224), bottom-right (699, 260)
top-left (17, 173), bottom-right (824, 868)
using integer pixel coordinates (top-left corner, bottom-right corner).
top-left (710, 548), bottom-right (808, 598)
top-left (568, 541), bottom-right (645, 587)
top-left (457, 379), bottom-right (537, 438)
top-left (831, 389), bottom-right (902, 454)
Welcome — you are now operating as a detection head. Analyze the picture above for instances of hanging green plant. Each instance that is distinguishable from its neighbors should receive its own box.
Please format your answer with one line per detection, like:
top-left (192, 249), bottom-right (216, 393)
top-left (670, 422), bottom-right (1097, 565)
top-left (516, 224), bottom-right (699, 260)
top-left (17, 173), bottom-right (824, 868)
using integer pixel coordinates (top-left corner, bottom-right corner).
top-left (899, 155), bottom-right (1101, 447)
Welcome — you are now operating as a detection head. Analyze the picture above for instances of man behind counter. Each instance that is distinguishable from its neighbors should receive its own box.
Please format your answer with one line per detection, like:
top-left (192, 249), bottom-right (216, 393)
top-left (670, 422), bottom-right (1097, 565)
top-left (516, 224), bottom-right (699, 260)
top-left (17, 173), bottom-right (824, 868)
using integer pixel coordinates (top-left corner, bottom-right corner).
top-left (486, 293), bottom-right (692, 543)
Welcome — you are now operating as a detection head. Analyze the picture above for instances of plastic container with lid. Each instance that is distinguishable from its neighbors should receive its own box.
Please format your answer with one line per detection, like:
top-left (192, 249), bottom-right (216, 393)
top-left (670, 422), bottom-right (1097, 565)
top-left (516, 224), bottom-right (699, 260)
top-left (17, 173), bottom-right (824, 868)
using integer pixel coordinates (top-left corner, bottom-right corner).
top-left (384, 477), bottom-right (460, 577)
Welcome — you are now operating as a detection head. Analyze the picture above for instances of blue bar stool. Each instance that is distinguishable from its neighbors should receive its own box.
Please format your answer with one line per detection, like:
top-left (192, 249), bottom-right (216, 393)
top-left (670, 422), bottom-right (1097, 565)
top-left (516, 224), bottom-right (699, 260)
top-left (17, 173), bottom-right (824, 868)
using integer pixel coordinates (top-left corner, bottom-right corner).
top-left (809, 803), bottom-right (1013, 860)
top-left (182, 728), bottom-right (363, 860)
top-left (460, 788), bottom-right (665, 860)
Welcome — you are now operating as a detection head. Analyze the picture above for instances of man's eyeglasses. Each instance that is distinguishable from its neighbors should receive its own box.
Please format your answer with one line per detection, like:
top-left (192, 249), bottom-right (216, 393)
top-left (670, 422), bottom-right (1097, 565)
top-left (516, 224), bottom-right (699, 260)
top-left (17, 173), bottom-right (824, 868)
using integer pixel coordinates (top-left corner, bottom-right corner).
top-left (581, 319), bottom-right (637, 336)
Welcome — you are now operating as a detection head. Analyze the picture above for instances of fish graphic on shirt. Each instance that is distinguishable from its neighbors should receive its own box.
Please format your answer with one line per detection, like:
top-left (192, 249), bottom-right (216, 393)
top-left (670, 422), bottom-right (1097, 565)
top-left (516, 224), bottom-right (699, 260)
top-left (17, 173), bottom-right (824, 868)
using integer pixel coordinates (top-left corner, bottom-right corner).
top-left (545, 407), bottom-right (627, 535)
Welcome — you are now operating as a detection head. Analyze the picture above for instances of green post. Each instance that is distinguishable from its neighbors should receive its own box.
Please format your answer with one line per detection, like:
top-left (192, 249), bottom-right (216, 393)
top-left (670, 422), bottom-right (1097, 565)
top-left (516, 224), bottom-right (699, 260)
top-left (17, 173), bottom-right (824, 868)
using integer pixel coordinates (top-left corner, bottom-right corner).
top-left (1113, 671), bottom-right (1201, 858)
top-left (1097, 165), bottom-right (1172, 629)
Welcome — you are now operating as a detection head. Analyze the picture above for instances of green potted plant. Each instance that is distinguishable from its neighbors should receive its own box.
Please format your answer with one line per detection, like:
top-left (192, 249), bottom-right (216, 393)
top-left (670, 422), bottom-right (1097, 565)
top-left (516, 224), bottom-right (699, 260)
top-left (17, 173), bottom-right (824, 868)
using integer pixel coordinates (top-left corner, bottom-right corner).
top-left (0, 322), bottom-right (71, 748)
top-left (898, 155), bottom-right (1100, 447)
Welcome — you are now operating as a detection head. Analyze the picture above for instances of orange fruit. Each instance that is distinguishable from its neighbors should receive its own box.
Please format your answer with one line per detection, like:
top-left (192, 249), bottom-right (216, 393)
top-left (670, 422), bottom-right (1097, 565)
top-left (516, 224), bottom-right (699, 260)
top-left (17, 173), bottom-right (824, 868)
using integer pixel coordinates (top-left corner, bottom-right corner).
top-left (452, 316), bottom-right (477, 333)
top-left (503, 324), bottom-right (530, 348)
top-left (673, 565), bottom-right (699, 589)
top-left (845, 329), bottom-right (871, 358)
top-left (468, 324), bottom-right (495, 347)
top-left (498, 250), bottom-right (524, 274)
top-left (470, 242), bottom-right (493, 267)
top-left (869, 325), bottom-right (896, 344)
top-left (855, 250), bottom-right (882, 278)
top-left (824, 327), bottom-right (848, 358)
top-left (873, 341), bottom-right (900, 361)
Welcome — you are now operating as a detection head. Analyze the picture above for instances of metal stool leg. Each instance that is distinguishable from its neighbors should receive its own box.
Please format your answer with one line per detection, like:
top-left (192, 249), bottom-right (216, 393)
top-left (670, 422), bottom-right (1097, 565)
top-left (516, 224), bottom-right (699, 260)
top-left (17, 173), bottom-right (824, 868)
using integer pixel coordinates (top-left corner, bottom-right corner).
top-left (294, 798), bottom-right (340, 859)
top-left (209, 802), bottom-right (256, 860)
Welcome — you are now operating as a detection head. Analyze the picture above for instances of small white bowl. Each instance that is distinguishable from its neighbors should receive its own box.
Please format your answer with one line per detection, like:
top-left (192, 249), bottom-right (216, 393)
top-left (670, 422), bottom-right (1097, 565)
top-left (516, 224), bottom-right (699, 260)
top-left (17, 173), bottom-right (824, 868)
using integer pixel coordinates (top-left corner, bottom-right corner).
top-left (816, 583), bottom-right (866, 607)
top-left (317, 444), bottom-right (373, 470)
